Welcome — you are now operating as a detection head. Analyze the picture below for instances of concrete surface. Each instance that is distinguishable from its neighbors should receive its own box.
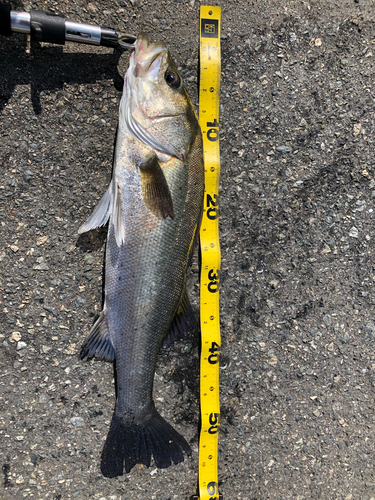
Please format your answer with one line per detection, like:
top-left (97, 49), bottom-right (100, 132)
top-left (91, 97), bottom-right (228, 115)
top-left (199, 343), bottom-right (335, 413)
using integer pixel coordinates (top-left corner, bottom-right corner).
top-left (1, 0), bottom-right (375, 499)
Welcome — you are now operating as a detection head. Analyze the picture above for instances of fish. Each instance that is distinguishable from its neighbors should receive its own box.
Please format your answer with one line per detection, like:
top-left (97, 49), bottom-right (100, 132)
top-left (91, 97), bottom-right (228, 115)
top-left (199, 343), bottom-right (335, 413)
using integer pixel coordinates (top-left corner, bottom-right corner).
top-left (78, 33), bottom-right (204, 478)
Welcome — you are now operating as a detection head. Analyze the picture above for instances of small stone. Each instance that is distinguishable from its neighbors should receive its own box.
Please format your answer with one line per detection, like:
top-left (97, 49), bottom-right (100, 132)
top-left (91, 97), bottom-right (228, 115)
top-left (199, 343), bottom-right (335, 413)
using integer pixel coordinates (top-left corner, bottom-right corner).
top-left (24, 170), bottom-right (34, 181)
top-left (364, 323), bottom-right (374, 342)
top-left (75, 297), bottom-right (86, 308)
top-left (349, 226), bottom-right (359, 238)
top-left (341, 332), bottom-right (350, 343)
top-left (70, 417), bottom-right (84, 427)
top-left (292, 180), bottom-right (303, 187)
top-left (34, 256), bottom-right (49, 271)
top-left (36, 220), bottom-right (47, 228)
top-left (44, 305), bottom-right (57, 316)
top-left (38, 394), bottom-right (48, 403)
top-left (17, 341), bottom-right (27, 350)
top-left (11, 331), bottom-right (21, 342)
top-left (15, 435), bottom-right (24, 441)
top-left (84, 254), bottom-right (95, 264)
top-left (41, 345), bottom-right (51, 354)
top-left (323, 315), bottom-right (331, 326)
top-left (36, 236), bottom-right (49, 246)
top-left (276, 145), bottom-right (291, 154)
top-left (10, 245), bottom-right (19, 253)
top-left (315, 38), bottom-right (322, 46)
top-left (269, 355), bottom-right (278, 366)
top-left (353, 123), bottom-right (361, 137)
top-left (64, 343), bottom-right (76, 355)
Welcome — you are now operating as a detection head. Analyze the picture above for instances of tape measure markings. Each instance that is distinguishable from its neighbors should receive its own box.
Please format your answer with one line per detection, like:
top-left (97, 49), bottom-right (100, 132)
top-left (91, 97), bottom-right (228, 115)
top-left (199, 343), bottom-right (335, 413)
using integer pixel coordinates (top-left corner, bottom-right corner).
top-left (198, 6), bottom-right (221, 500)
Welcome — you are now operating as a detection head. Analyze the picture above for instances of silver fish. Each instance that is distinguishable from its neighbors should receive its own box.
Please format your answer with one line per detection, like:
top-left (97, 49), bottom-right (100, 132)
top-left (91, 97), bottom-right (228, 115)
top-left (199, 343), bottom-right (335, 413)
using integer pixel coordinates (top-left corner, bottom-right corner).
top-left (78, 34), bottom-right (204, 477)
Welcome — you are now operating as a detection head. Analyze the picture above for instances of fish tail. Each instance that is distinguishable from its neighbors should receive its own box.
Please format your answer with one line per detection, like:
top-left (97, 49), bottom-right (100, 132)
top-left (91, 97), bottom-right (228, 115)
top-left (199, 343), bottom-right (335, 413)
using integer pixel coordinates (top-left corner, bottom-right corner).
top-left (101, 406), bottom-right (192, 477)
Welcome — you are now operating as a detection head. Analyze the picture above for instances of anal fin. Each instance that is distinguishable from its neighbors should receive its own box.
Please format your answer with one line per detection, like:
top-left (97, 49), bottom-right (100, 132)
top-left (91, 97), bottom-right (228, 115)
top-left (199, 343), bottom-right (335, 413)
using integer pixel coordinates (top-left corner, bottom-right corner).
top-left (162, 288), bottom-right (197, 348)
top-left (80, 310), bottom-right (115, 361)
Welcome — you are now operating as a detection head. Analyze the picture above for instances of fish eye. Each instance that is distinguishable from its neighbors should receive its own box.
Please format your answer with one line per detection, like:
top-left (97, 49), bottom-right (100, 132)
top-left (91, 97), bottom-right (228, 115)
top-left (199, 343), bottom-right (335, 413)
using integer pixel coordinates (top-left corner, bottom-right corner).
top-left (165, 70), bottom-right (181, 89)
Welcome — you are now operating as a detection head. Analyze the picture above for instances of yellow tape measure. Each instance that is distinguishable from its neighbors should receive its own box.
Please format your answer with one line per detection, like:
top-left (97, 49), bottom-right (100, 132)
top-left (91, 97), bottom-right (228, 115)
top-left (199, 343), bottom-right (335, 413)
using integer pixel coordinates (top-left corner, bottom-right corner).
top-left (197, 6), bottom-right (222, 500)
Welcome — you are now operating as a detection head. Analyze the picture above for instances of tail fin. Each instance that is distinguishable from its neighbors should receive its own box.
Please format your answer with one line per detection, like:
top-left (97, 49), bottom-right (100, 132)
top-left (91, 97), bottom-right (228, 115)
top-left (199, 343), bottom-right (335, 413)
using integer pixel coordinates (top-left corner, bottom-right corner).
top-left (101, 406), bottom-right (192, 477)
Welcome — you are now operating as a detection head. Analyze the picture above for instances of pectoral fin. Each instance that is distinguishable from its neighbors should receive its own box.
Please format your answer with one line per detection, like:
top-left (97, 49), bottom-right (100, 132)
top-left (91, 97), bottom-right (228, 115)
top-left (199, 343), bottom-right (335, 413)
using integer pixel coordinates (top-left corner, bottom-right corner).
top-left (78, 184), bottom-right (113, 234)
top-left (140, 157), bottom-right (174, 220)
top-left (78, 179), bottom-right (125, 247)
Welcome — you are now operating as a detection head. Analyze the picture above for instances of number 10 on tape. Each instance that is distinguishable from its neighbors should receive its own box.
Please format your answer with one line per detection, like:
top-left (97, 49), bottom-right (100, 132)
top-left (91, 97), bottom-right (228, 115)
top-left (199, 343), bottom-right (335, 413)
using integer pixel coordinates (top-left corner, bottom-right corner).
top-left (198, 6), bottom-right (222, 500)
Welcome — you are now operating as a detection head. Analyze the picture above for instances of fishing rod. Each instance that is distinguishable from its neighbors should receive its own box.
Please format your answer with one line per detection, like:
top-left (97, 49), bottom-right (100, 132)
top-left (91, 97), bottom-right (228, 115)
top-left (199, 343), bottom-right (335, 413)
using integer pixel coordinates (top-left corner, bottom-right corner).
top-left (0, 3), bottom-right (136, 50)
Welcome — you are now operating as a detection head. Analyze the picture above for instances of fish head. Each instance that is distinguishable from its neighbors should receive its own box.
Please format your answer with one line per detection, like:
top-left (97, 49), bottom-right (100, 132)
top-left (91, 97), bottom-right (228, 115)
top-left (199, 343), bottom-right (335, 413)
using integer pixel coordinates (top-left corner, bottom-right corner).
top-left (121, 33), bottom-right (198, 161)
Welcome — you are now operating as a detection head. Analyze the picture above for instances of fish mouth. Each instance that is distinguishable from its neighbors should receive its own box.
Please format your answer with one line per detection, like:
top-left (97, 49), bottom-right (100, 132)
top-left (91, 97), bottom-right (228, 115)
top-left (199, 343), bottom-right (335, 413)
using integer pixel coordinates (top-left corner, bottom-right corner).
top-left (134, 34), bottom-right (167, 78)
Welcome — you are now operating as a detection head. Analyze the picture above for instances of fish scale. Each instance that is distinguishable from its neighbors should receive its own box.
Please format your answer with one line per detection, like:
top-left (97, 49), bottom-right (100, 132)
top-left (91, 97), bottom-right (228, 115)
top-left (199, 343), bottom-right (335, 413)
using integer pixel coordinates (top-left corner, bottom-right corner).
top-left (79, 33), bottom-right (204, 477)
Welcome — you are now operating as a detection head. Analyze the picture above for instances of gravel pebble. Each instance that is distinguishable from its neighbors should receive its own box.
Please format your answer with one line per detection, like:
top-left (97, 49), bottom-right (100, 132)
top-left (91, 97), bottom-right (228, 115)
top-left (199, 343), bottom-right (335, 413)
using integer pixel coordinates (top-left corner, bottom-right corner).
top-left (275, 145), bottom-right (291, 153)
top-left (70, 417), bottom-right (84, 427)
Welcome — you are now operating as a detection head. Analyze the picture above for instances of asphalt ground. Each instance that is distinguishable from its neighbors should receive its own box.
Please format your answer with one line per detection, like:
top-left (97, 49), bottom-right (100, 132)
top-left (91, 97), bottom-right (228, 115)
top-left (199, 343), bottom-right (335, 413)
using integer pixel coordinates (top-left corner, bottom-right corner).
top-left (1, 0), bottom-right (375, 499)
